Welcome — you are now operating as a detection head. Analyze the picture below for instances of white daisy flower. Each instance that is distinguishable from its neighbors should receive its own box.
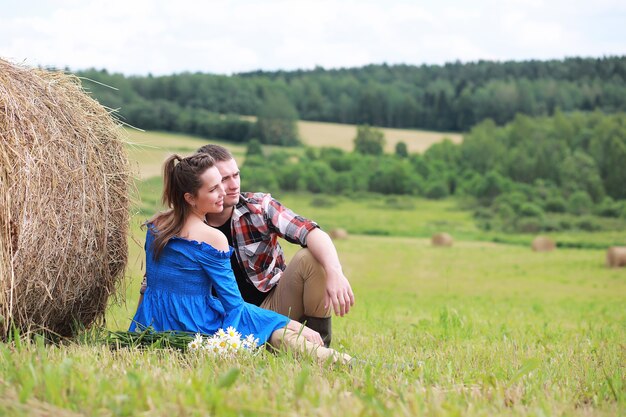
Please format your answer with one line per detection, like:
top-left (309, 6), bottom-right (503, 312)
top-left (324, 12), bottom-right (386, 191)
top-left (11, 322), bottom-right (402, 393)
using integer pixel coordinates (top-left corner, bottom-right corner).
top-left (226, 326), bottom-right (241, 339)
top-left (229, 338), bottom-right (241, 351)
top-left (188, 339), bottom-right (200, 351)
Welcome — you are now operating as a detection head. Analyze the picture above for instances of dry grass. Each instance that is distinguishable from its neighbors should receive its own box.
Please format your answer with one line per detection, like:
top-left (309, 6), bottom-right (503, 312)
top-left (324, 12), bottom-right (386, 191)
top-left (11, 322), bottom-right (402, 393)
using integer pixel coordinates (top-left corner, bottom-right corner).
top-left (606, 246), bottom-right (626, 267)
top-left (431, 232), bottom-right (454, 247)
top-left (0, 58), bottom-right (132, 337)
top-left (532, 236), bottom-right (556, 252)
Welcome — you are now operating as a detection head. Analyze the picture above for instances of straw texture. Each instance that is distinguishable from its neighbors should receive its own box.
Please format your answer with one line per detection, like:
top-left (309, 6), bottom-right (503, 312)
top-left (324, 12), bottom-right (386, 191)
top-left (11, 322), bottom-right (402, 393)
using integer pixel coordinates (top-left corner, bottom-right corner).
top-left (0, 58), bottom-right (131, 337)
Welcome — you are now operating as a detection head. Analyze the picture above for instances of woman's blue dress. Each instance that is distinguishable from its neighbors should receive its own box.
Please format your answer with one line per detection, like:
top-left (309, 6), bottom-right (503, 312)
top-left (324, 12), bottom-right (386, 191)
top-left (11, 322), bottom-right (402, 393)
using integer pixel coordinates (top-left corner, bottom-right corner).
top-left (129, 226), bottom-right (289, 344)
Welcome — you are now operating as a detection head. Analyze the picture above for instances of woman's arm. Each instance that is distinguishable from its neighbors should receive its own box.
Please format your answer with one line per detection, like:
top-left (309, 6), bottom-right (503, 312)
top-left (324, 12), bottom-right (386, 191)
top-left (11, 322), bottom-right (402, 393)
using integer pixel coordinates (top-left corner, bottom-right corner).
top-left (285, 320), bottom-right (324, 346)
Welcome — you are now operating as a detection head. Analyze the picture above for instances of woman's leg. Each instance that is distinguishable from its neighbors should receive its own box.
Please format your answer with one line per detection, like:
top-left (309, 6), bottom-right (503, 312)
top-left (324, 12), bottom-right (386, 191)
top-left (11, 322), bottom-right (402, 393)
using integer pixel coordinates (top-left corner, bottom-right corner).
top-left (268, 327), bottom-right (351, 365)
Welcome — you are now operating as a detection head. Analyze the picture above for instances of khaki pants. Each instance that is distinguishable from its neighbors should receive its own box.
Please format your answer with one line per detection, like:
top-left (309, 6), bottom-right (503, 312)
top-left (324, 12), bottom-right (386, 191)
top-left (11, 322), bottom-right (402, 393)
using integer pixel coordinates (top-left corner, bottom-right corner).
top-left (260, 248), bottom-right (331, 320)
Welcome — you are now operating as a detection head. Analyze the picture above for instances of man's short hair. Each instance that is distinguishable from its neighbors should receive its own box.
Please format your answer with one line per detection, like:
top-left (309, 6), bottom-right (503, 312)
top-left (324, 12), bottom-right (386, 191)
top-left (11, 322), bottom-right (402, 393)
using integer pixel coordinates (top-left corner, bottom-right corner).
top-left (197, 144), bottom-right (233, 162)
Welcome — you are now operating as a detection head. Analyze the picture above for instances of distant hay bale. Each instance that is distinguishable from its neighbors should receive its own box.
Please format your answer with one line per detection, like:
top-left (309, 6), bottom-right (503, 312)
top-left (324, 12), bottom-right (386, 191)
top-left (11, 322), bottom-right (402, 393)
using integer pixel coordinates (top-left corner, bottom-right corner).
top-left (431, 233), bottom-right (453, 247)
top-left (0, 58), bottom-right (132, 337)
top-left (329, 228), bottom-right (349, 240)
top-left (606, 246), bottom-right (626, 268)
top-left (531, 236), bottom-right (556, 252)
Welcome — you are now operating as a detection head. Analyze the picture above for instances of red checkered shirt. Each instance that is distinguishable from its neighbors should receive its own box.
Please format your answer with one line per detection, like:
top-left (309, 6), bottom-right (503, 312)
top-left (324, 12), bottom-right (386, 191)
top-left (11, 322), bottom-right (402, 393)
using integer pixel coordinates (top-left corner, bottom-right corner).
top-left (139, 192), bottom-right (318, 295)
top-left (230, 192), bottom-right (318, 292)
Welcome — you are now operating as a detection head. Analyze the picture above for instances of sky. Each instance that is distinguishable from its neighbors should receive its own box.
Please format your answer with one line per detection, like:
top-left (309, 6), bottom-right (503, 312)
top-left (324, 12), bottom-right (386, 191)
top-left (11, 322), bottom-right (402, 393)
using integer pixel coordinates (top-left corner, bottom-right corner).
top-left (1, 0), bottom-right (625, 76)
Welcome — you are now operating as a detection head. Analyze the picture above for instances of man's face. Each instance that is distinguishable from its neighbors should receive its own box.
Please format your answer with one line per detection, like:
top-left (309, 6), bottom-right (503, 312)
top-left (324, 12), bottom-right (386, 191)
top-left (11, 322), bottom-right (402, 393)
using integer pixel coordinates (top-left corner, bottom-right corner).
top-left (215, 158), bottom-right (241, 208)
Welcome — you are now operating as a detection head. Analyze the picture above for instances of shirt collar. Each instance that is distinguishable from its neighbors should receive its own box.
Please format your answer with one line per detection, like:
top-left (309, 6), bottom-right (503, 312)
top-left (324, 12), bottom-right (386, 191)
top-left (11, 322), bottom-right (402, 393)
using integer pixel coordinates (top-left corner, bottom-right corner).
top-left (232, 192), bottom-right (260, 221)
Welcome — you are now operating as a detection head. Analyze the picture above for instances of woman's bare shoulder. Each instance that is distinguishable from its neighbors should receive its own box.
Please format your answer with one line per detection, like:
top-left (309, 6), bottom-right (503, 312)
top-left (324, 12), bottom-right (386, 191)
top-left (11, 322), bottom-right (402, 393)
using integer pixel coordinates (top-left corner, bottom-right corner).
top-left (194, 224), bottom-right (229, 252)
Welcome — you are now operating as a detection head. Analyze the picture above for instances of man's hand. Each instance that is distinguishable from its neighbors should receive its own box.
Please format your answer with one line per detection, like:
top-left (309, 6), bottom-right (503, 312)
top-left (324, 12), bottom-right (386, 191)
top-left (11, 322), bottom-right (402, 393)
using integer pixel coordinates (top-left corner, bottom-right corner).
top-left (324, 267), bottom-right (355, 317)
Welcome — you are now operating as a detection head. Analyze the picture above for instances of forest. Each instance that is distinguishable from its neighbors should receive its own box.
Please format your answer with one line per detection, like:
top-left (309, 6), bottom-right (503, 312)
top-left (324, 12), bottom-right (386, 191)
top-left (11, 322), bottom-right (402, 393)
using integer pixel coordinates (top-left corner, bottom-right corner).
top-left (78, 56), bottom-right (626, 138)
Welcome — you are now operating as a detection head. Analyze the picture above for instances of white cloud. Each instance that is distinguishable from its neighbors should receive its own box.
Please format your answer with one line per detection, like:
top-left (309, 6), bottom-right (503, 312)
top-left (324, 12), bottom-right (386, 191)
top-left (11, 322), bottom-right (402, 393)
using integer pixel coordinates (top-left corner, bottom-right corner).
top-left (0, 0), bottom-right (624, 75)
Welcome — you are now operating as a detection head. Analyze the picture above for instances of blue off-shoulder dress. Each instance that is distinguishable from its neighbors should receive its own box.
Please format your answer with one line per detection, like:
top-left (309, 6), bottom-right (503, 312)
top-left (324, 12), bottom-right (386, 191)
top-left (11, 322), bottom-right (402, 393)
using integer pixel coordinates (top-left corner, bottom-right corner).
top-left (129, 226), bottom-right (289, 344)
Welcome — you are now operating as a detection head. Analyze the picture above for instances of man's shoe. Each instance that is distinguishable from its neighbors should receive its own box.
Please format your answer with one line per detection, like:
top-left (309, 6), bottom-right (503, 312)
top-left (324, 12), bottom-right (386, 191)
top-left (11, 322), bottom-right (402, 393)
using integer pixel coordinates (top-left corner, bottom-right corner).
top-left (300, 316), bottom-right (332, 348)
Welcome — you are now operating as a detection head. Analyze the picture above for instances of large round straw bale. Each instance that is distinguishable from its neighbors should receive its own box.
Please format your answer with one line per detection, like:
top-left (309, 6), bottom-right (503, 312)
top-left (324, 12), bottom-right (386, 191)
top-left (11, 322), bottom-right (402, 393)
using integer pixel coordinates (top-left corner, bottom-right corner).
top-left (329, 228), bottom-right (349, 240)
top-left (0, 59), bottom-right (131, 337)
top-left (606, 246), bottom-right (626, 268)
top-left (531, 236), bottom-right (556, 252)
top-left (432, 233), bottom-right (453, 247)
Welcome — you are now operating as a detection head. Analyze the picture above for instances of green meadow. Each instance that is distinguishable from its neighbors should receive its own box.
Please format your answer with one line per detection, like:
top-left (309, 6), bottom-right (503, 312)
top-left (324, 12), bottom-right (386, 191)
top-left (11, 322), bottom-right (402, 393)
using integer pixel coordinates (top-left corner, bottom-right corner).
top-left (1, 130), bottom-right (624, 416)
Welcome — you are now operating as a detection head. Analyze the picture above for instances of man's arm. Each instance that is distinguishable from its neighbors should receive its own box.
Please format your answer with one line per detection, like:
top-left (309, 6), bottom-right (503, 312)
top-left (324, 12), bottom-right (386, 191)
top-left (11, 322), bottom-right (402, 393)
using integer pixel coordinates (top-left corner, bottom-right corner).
top-left (304, 228), bottom-right (355, 317)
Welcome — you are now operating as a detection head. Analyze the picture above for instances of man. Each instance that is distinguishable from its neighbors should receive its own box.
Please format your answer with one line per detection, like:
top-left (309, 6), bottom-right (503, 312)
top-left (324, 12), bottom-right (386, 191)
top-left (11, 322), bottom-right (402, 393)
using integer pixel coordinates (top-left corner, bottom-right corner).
top-left (195, 144), bottom-right (355, 347)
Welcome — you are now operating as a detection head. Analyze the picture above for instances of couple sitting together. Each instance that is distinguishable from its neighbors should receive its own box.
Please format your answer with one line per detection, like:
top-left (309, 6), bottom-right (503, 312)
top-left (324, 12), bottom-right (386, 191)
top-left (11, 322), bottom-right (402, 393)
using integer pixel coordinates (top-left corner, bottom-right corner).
top-left (130, 144), bottom-right (355, 363)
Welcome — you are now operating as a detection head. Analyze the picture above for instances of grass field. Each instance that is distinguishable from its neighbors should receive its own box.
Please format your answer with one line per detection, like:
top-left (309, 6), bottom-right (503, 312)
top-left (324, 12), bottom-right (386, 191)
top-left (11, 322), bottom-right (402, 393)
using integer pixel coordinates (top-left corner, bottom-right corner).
top-left (1, 131), bottom-right (624, 416)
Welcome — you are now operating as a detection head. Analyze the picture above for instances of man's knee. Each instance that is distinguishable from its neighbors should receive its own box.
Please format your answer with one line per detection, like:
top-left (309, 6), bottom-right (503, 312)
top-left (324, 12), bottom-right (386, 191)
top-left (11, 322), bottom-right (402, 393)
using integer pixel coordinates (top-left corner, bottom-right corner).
top-left (289, 248), bottom-right (330, 318)
top-left (291, 248), bottom-right (325, 281)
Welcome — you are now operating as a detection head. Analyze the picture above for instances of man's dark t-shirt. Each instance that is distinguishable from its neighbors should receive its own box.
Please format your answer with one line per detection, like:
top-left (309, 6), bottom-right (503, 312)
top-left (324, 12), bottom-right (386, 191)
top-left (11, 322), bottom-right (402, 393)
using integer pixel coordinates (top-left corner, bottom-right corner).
top-left (216, 219), bottom-right (269, 306)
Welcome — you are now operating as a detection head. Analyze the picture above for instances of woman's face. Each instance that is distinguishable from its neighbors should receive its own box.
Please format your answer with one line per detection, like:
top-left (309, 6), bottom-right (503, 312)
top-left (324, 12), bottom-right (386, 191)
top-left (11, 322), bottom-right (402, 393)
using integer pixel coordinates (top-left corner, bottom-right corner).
top-left (191, 166), bottom-right (225, 214)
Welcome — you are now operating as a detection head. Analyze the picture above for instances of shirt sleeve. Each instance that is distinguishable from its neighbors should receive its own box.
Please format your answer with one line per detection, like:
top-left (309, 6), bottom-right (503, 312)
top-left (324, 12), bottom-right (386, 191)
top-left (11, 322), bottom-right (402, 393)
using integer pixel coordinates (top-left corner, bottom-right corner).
top-left (263, 195), bottom-right (319, 246)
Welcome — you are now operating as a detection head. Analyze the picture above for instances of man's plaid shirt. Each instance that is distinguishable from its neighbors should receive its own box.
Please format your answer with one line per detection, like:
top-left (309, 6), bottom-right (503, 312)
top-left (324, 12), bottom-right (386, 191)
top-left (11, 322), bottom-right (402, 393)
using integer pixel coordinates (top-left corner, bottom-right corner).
top-left (230, 192), bottom-right (318, 292)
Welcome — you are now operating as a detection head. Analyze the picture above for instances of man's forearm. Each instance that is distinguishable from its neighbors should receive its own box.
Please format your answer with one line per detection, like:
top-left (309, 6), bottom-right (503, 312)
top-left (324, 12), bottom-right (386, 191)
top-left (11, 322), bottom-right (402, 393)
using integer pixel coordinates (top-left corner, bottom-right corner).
top-left (305, 228), bottom-right (343, 272)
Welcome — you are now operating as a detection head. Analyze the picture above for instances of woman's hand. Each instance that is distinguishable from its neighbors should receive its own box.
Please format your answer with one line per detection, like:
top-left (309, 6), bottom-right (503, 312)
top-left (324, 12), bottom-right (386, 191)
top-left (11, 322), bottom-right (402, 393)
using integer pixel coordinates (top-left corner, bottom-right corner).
top-left (287, 320), bottom-right (323, 346)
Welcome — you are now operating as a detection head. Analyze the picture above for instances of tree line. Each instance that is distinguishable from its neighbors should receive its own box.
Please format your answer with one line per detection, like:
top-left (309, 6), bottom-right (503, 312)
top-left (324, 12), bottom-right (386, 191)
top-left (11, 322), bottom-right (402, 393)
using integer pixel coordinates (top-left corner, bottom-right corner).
top-left (77, 56), bottom-right (626, 140)
top-left (242, 111), bottom-right (626, 234)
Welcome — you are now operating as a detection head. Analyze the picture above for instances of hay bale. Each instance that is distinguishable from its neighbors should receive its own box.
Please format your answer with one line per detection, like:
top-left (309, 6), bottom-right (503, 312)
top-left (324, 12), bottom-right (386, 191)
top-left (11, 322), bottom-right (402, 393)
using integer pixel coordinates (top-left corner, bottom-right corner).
top-left (531, 236), bottom-right (556, 252)
top-left (0, 58), bottom-right (131, 337)
top-left (328, 228), bottom-right (349, 240)
top-left (431, 233), bottom-right (453, 247)
top-left (606, 246), bottom-right (626, 268)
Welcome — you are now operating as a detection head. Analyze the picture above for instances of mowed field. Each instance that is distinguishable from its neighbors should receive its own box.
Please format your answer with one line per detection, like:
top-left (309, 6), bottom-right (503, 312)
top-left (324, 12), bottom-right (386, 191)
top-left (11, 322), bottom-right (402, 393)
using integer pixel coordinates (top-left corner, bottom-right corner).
top-left (1, 131), bottom-right (624, 417)
top-left (298, 120), bottom-right (463, 153)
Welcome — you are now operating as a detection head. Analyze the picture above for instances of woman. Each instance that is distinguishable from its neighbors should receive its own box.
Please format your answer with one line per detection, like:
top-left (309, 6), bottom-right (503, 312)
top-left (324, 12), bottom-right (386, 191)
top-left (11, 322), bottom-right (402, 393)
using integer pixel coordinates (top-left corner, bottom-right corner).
top-left (130, 153), bottom-right (350, 363)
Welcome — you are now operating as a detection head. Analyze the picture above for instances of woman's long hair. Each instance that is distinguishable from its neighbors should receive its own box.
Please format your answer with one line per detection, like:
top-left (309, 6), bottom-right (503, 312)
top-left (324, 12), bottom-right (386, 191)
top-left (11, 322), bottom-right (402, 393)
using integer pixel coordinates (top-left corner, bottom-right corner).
top-left (147, 153), bottom-right (216, 259)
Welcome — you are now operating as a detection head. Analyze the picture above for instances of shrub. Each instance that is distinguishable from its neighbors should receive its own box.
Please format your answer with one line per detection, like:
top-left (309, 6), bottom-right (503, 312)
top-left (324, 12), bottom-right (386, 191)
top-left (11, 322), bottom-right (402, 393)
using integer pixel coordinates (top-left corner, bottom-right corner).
top-left (541, 218), bottom-right (561, 232)
top-left (516, 217), bottom-right (543, 233)
top-left (544, 196), bottom-right (567, 213)
top-left (425, 180), bottom-right (449, 199)
top-left (276, 164), bottom-right (303, 191)
top-left (595, 197), bottom-right (621, 217)
top-left (246, 139), bottom-right (263, 157)
top-left (496, 202), bottom-right (515, 222)
top-left (473, 207), bottom-right (493, 220)
top-left (302, 161), bottom-right (336, 193)
top-left (519, 202), bottom-right (544, 218)
top-left (470, 170), bottom-right (510, 203)
top-left (575, 217), bottom-right (602, 231)
top-left (567, 191), bottom-right (593, 215)
top-left (558, 219), bottom-right (572, 230)
top-left (494, 191), bottom-right (527, 213)
top-left (240, 165), bottom-right (279, 194)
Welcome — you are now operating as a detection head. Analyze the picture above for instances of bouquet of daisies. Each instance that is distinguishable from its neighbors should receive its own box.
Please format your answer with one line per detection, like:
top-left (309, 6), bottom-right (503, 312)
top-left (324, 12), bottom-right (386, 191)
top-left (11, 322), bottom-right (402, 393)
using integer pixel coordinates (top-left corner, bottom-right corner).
top-left (188, 326), bottom-right (259, 357)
